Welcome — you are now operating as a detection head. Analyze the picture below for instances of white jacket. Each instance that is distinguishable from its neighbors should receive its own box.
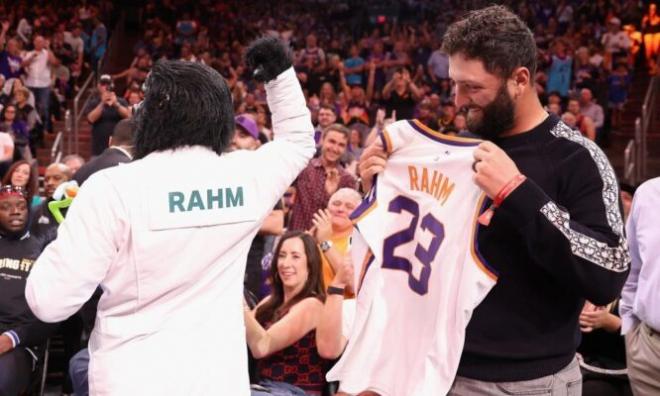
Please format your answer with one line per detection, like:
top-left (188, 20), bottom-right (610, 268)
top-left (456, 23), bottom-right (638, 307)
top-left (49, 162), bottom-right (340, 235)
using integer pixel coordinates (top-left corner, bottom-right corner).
top-left (25, 67), bottom-right (314, 395)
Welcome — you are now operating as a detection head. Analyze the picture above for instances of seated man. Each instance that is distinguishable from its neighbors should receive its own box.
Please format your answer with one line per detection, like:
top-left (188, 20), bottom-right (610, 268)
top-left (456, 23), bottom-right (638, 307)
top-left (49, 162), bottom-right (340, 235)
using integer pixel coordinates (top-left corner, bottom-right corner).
top-left (310, 187), bottom-right (361, 293)
top-left (0, 185), bottom-right (56, 394)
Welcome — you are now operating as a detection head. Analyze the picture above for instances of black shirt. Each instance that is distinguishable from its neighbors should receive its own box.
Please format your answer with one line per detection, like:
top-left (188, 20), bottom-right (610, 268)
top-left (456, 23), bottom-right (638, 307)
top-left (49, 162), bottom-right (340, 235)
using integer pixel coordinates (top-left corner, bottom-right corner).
top-left (0, 231), bottom-right (56, 347)
top-left (83, 94), bottom-right (129, 156)
top-left (385, 90), bottom-right (416, 121)
top-left (458, 114), bottom-right (630, 381)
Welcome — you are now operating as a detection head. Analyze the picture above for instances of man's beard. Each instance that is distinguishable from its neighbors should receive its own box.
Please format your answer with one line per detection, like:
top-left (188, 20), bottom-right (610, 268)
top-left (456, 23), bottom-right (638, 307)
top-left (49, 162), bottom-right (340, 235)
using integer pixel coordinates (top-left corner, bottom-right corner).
top-left (465, 84), bottom-right (516, 140)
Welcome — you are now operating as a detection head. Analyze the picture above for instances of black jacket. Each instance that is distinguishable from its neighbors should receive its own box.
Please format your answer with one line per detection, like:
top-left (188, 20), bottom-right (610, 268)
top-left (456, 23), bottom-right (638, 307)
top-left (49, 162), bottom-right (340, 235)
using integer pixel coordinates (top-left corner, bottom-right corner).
top-left (73, 146), bottom-right (132, 186)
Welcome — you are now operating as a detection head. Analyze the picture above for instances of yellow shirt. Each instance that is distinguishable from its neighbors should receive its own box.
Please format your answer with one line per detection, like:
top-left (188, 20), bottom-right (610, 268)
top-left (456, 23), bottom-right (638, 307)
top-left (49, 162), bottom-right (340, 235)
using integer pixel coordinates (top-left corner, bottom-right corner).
top-left (321, 233), bottom-right (354, 298)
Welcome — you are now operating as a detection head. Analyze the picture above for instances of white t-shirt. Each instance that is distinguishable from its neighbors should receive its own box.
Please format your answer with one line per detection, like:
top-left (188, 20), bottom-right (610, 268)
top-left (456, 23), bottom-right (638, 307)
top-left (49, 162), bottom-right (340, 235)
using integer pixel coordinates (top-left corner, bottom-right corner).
top-left (64, 32), bottom-right (85, 56)
top-left (24, 49), bottom-right (52, 88)
top-left (0, 132), bottom-right (14, 162)
top-left (602, 31), bottom-right (631, 53)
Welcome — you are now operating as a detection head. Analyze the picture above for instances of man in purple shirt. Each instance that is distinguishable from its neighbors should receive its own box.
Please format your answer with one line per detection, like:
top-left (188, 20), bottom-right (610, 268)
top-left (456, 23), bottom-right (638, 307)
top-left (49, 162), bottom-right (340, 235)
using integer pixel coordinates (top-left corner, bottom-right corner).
top-left (0, 22), bottom-right (23, 80)
top-left (620, 177), bottom-right (660, 395)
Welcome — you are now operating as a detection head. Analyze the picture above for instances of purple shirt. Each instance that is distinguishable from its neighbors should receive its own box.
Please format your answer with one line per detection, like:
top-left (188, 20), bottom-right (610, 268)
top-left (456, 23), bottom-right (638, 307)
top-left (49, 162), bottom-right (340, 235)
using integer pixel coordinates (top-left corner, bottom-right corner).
top-left (620, 177), bottom-right (660, 334)
top-left (0, 51), bottom-right (22, 79)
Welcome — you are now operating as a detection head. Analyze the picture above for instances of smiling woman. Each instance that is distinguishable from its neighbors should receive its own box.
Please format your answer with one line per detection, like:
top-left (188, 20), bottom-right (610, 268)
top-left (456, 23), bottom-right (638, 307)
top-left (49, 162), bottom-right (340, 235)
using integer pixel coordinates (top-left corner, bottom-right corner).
top-left (1, 161), bottom-right (41, 208)
top-left (243, 231), bottom-right (327, 396)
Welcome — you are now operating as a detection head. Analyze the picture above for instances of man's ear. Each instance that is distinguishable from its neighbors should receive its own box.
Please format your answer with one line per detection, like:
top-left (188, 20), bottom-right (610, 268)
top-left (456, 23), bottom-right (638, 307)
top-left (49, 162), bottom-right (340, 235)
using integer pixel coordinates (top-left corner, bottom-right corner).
top-left (511, 66), bottom-right (531, 98)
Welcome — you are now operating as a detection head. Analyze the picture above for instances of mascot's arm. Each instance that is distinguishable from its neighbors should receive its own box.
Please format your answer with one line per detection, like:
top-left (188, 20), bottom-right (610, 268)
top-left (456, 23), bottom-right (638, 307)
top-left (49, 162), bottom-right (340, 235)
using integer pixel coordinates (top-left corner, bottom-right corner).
top-left (245, 37), bottom-right (315, 204)
top-left (26, 173), bottom-right (127, 323)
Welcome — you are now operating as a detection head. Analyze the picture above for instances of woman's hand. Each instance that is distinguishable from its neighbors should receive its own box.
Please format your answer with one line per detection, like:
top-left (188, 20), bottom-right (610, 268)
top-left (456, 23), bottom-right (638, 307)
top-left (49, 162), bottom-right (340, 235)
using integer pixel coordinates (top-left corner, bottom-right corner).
top-left (580, 302), bottom-right (620, 333)
top-left (331, 255), bottom-right (354, 290)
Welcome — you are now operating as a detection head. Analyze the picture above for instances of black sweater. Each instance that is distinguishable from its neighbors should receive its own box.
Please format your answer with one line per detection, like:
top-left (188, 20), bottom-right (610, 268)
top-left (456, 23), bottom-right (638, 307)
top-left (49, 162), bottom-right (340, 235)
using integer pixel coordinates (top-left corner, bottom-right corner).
top-left (0, 231), bottom-right (57, 348)
top-left (458, 114), bottom-right (630, 381)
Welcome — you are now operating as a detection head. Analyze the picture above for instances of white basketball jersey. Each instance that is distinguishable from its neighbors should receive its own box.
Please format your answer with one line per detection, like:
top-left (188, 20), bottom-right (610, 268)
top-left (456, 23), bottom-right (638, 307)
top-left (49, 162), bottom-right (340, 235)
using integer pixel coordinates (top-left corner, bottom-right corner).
top-left (327, 120), bottom-right (498, 396)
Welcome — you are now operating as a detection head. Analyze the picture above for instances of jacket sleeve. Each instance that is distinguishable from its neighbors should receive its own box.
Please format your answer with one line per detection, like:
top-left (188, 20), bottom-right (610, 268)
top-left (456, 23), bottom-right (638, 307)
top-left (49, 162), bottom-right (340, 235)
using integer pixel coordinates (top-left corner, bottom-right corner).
top-left (25, 172), bottom-right (127, 323)
top-left (251, 67), bottom-right (315, 206)
top-left (498, 144), bottom-right (630, 306)
top-left (4, 320), bottom-right (58, 348)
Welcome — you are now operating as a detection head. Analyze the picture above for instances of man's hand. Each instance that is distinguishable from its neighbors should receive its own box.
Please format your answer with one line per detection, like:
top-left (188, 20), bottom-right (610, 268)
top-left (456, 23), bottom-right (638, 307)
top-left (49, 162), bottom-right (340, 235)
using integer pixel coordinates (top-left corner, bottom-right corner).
top-left (375, 108), bottom-right (386, 129)
top-left (358, 139), bottom-right (388, 192)
top-left (1, 21), bottom-right (10, 33)
top-left (325, 168), bottom-right (340, 196)
top-left (311, 209), bottom-right (333, 243)
top-left (0, 334), bottom-right (14, 355)
top-left (101, 91), bottom-right (112, 105)
top-left (109, 92), bottom-right (118, 106)
top-left (473, 141), bottom-right (522, 198)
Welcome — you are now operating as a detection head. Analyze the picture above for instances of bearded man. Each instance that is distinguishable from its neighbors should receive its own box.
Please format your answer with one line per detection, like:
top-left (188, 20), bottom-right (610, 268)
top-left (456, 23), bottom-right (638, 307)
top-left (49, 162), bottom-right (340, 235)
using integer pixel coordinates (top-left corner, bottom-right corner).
top-left (358, 5), bottom-right (629, 395)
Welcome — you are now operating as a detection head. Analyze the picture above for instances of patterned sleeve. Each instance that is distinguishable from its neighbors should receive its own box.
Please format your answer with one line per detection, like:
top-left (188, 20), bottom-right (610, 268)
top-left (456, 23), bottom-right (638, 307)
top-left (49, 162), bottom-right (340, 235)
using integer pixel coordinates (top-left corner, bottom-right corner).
top-left (497, 122), bottom-right (630, 305)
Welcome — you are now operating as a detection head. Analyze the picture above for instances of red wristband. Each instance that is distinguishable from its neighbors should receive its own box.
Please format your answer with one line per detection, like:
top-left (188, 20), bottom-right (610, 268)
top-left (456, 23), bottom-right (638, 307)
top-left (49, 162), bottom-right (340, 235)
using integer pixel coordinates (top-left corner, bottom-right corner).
top-left (494, 174), bottom-right (527, 207)
top-left (478, 174), bottom-right (527, 227)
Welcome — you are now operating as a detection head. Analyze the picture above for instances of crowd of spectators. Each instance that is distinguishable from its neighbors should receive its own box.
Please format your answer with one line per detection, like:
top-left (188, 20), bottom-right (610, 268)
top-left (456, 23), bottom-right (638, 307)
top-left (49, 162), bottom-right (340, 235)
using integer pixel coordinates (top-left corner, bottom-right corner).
top-left (0, 1), bottom-right (658, 395)
top-left (0, 0), bottom-right (114, 164)
top-left (110, 0), bottom-right (657, 159)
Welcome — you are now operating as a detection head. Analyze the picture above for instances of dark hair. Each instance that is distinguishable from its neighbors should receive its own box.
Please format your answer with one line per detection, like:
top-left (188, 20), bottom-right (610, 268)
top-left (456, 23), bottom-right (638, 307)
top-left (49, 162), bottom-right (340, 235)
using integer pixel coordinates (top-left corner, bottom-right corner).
top-left (132, 60), bottom-right (234, 159)
top-left (2, 160), bottom-right (38, 202)
top-left (442, 5), bottom-right (537, 79)
top-left (619, 182), bottom-right (637, 196)
top-left (1, 104), bottom-right (16, 121)
top-left (255, 231), bottom-right (325, 325)
top-left (319, 103), bottom-right (337, 115)
top-left (112, 118), bottom-right (135, 146)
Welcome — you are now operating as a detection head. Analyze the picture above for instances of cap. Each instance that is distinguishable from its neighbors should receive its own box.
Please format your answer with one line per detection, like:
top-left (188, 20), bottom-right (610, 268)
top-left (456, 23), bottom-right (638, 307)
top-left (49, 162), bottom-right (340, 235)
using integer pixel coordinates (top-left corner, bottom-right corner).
top-left (99, 74), bottom-right (113, 84)
top-left (609, 17), bottom-right (621, 25)
top-left (234, 114), bottom-right (259, 140)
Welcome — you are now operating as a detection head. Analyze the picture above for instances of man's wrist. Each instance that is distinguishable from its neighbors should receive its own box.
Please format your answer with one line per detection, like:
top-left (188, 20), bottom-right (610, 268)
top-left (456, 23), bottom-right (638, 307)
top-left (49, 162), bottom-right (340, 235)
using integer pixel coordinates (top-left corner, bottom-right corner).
top-left (2, 331), bottom-right (18, 348)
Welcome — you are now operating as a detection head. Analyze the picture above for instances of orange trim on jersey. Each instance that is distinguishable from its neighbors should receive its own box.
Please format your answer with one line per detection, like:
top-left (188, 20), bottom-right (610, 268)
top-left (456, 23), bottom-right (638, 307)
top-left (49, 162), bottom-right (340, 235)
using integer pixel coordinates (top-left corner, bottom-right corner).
top-left (351, 201), bottom-right (378, 224)
top-left (381, 128), bottom-right (393, 154)
top-left (470, 194), bottom-right (498, 281)
top-left (411, 119), bottom-right (483, 145)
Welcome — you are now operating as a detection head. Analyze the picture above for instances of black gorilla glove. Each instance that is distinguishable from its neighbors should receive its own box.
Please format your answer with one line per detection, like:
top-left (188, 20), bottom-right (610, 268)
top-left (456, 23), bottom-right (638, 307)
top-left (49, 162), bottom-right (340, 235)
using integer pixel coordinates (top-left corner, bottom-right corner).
top-left (245, 37), bottom-right (293, 83)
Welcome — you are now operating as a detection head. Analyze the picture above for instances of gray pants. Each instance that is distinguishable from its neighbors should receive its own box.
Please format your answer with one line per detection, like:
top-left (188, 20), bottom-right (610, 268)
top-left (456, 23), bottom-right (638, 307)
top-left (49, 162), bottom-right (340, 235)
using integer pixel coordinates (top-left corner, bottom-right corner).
top-left (448, 357), bottom-right (582, 396)
top-left (625, 322), bottom-right (660, 396)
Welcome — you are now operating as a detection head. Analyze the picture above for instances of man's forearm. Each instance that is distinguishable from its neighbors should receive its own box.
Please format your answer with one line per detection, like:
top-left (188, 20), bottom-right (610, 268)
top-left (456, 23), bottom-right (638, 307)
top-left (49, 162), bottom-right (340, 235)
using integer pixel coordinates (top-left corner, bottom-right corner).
top-left (87, 102), bottom-right (104, 123)
top-left (116, 103), bottom-right (131, 119)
